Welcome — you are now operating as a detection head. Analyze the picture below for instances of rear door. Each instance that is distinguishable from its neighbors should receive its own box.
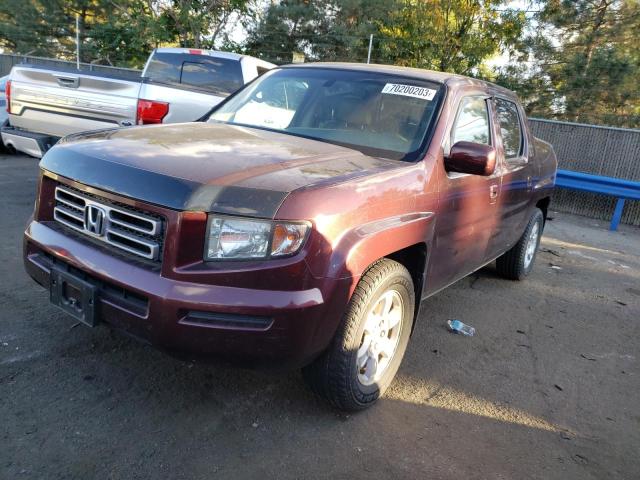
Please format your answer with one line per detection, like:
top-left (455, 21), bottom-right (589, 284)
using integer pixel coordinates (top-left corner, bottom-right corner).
top-left (140, 52), bottom-right (245, 123)
top-left (7, 66), bottom-right (141, 137)
top-left (486, 96), bottom-right (535, 257)
top-left (429, 94), bottom-right (503, 291)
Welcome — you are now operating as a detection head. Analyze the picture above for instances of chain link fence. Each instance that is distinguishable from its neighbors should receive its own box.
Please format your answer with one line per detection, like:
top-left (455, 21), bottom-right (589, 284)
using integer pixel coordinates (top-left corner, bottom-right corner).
top-left (529, 119), bottom-right (640, 227)
top-left (0, 54), bottom-right (140, 80)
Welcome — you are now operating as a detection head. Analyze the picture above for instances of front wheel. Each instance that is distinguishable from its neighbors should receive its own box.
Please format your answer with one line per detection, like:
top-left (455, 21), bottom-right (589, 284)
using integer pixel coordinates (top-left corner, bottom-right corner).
top-left (302, 259), bottom-right (415, 411)
top-left (496, 208), bottom-right (544, 280)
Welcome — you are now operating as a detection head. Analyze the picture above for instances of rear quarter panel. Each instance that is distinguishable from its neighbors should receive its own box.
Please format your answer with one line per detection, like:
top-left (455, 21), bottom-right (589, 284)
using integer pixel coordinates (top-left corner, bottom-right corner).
top-left (532, 136), bottom-right (558, 193)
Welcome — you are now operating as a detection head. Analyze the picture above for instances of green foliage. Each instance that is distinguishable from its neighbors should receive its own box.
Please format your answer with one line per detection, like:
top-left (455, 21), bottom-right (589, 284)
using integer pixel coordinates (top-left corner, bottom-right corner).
top-left (494, 0), bottom-right (640, 127)
top-left (82, 2), bottom-right (169, 67)
top-left (0, 0), bottom-right (79, 58)
top-left (0, 0), bottom-right (159, 67)
top-left (376, 0), bottom-right (525, 74)
top-left (243, 0), bottom-right (525, 71)
top-left (159, 0), bottom-right (252, 49)
top-left (0, 0), bottom-right (637, 126)
top-left (242, 0), bottom-right (387, 64)
top-left (0, 0), bottom-right (252, 68)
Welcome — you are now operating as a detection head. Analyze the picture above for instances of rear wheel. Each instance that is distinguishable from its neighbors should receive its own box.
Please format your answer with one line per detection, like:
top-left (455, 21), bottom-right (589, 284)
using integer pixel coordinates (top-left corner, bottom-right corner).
top-left (496, 208), bottom-right (544, 280)
top-left (302, 259), bottom-right (414, 411)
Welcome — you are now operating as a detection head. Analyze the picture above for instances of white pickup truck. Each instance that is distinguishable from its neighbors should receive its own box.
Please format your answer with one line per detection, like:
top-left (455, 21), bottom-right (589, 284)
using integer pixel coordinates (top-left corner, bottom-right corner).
top-left (2, 48), bottom-right (275, 157)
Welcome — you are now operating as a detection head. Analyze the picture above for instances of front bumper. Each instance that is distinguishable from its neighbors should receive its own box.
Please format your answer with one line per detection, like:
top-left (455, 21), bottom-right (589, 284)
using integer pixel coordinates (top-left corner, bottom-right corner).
top-left (24, 220), bottom-right (351, 369)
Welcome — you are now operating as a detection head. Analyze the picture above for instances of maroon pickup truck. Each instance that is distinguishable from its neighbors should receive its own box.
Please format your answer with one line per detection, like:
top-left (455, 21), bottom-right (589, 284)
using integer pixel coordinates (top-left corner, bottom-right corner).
top-left (24, 63), bottom-right (557, 411)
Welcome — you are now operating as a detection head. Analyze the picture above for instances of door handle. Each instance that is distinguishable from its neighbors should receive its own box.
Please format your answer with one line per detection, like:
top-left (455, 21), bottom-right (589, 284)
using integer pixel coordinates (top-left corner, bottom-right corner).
top-left (53, 74), bottom-right (79, 88)
top-left (489, 184), bottom-right (499, 199)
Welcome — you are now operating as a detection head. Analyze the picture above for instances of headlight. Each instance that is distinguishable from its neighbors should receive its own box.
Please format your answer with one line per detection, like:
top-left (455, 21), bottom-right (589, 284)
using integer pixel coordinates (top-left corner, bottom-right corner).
top-left (205, 216), bottom-right (310, 260)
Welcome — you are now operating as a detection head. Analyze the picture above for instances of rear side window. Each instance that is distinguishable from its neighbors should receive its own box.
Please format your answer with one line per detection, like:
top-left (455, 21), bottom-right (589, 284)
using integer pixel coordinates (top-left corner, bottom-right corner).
top-left (495, 98), bottom-right (523, 159)
top-left (144, 52), bottom-right (182, 84)
top-left (452, 97), bottom-right (491, 146)
top-left (144, 53), bottom-right (244, 96)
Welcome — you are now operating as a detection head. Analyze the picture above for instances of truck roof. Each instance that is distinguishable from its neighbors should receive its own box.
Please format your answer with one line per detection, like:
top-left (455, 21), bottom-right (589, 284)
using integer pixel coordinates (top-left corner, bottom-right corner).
top-left (280, 62), bottom-right (517, 98)
top-left (153, 48), bottom-right (276, 69)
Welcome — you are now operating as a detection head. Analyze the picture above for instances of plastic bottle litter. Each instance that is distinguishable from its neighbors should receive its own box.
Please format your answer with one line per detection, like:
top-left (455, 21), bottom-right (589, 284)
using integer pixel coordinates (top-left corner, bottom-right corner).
top-left (447, 319), bottom-right (476, 336)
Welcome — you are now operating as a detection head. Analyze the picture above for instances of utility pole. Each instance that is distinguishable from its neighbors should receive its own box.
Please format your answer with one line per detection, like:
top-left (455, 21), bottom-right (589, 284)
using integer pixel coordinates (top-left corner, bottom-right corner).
top-left (367, 34), bottom-right (373, 64)
top-left (75, 14), bottom-right (80, 69)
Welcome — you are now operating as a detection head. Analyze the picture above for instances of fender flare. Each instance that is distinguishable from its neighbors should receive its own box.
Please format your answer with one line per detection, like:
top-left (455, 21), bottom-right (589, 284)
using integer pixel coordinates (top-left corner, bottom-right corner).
top-left (325, 211), bottom-right (435, 282)
top-left (306, 212), bottom-right (436, 353)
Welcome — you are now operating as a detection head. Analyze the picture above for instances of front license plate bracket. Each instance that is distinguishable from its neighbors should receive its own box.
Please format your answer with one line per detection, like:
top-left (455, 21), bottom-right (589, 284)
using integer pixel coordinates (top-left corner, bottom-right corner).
top-left (50, 267), bottom-right (98, 327)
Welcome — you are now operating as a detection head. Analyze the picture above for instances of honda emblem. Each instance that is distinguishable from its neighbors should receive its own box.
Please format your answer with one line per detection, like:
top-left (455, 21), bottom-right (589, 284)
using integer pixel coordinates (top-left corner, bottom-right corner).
top-left (84, 205), bottom-right (106, 236)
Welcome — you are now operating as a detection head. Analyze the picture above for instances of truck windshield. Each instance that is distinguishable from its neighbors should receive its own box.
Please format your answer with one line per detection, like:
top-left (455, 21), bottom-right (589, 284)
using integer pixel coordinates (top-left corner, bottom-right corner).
top-left (208, 68), bottom-right (442, 161)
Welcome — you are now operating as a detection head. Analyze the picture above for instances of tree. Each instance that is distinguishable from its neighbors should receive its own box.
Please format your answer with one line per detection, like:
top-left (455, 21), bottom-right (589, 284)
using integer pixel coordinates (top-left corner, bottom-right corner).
top-left (243, 0), bottom-right (391, 64)
top-left (239, 0), bottom-right (319, 63)
top-left (494, 0), bottom-right (640, 127)
top-left (0, 0), bottom-right (82, 58)
top-left (377, 0), bottom-right (526, 75)
top-left (0, 0), bottom-right (252, 68)
top-left (83, 1), bottom-right (170, 67)
top-left (159, 0), bottom-right (253, 49)
top-left (0, 0), bottom-right (161, 66)
top-left (244, 0), bottom-right (526, 72)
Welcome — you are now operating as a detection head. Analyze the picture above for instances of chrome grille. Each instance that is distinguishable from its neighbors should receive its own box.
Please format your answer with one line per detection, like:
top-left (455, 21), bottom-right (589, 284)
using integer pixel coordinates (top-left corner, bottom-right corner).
top-left (53, 186), bottom-right (163, 261)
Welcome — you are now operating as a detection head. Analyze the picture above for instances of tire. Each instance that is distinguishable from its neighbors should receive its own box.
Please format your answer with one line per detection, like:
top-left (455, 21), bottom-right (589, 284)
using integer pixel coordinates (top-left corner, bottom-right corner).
top-left (303, 258), bottom-right (415, 411)
top-left (496, 208), bottom-right (544, 280)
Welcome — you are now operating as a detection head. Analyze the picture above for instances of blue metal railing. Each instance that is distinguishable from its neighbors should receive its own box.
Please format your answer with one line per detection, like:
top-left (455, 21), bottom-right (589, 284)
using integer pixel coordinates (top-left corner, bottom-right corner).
top-left (555, 169), bottom-right (640, 231)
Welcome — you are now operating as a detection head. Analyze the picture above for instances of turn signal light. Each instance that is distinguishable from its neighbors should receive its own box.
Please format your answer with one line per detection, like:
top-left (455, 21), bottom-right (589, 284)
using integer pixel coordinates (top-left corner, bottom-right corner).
top-left (136, 99), bottom-right (169, 125)
top-left (271, 223), bottom-right (308, 257)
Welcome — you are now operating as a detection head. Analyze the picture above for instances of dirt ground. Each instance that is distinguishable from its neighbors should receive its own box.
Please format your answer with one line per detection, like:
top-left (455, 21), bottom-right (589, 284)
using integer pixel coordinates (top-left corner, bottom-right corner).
top-left (1, 154), bottom-right (639, 479)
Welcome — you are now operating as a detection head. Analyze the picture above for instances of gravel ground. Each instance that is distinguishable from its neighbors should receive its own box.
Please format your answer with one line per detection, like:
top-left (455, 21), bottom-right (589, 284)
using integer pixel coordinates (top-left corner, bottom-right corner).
top-left (1, 154), bottom-right (639, 479)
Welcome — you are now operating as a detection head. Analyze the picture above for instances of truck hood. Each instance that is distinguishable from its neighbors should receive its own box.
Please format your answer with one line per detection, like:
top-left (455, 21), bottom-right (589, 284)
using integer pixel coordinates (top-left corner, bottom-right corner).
top-left (41, 122), bottom-right (403, 217)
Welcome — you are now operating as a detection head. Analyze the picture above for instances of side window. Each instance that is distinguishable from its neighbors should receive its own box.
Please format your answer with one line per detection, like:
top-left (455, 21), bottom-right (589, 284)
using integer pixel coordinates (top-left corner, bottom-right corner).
top-left (144, 52), bottom-right (182, 84)
top-left (495, 98), bottom-right (523, 160)
top-left (452, 97), bottom-right (491, 146)
top-left (180, 57), bottom-right (244, 96)
top-left (144, 53), bottom-right (244, 96)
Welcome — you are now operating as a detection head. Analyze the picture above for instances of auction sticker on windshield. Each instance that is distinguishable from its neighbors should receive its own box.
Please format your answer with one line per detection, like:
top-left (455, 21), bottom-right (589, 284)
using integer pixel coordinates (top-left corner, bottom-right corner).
top-left (381, 83), bottom-right (437, 101)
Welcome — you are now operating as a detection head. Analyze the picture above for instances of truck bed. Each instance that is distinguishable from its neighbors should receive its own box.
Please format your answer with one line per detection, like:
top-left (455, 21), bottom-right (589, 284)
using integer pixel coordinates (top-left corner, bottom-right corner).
top-left (8, 65), bottom-right (141, 138)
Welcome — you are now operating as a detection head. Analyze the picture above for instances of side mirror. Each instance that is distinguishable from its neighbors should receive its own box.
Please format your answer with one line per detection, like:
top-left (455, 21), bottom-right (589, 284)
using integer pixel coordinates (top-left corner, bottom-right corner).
top-left (445, 141), bottom-right (496, 176)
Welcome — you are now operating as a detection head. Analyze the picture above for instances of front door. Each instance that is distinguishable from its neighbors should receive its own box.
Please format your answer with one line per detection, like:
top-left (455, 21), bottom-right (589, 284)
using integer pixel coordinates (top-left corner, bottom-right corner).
top-left (427, 95), bottom-right (503, 293)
